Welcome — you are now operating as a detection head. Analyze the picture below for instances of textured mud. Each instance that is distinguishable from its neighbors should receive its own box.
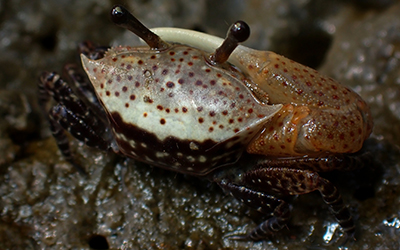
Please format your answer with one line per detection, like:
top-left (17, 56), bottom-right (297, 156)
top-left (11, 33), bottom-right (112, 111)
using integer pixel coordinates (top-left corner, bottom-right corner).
top-left (1, 1), bottom-right (400, 249)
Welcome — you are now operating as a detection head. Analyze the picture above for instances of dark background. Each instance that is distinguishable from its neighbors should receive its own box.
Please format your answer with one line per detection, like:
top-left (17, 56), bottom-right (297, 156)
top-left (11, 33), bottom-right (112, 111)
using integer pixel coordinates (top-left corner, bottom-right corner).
top-left (1, 0), bottom-right (400, 249)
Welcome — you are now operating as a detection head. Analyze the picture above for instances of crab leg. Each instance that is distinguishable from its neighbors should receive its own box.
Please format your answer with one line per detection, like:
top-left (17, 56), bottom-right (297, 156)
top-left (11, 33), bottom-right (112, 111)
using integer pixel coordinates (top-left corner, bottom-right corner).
top-left (39, 72), bottom-right (112, 172)
top-left (217, 166), bottom-right (355, 240)
top-left (218, 180), bottom-right (292, 241)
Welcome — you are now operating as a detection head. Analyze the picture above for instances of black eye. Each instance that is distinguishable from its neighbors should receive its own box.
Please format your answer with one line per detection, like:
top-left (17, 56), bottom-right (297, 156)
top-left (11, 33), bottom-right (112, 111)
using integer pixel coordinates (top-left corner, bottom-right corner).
top-left (110, 5), bottom-right (128, 25)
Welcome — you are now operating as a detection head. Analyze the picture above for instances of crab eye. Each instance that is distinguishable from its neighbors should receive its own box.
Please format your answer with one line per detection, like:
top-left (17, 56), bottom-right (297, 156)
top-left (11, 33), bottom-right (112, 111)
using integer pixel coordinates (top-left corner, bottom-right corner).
top-left (209, 20), bottom-right (250, 65)
top-left (110, 5), bottom-right (169, 50)
top-left (110, 5), bottom-right (128, 25)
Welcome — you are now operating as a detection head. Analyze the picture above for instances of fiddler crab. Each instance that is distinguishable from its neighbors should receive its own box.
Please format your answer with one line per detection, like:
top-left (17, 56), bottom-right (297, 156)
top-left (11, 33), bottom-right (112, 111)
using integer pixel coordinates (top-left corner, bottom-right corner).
top-left (39, 5), bottom-right (373, 242)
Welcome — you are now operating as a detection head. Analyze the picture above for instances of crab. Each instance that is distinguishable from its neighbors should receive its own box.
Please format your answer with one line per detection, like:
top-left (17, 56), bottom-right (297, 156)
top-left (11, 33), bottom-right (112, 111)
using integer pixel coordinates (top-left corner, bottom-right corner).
top-left (38, 5), bottom-right (373, 242)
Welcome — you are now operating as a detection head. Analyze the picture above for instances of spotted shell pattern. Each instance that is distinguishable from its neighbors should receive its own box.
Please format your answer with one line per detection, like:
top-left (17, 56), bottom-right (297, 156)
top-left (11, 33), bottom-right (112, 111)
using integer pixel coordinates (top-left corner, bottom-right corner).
top-left (81, 45), bottom-right (282, 175)
top-left (151, 28), bottom-right (373, 157)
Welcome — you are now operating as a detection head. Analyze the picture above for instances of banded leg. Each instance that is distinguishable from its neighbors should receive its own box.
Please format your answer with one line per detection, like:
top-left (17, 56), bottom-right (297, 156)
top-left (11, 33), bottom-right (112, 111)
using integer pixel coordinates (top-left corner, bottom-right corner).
top-left (39, 71), bottom-right (112, 172)
top-left (64, 64), bottom-right (108, 121)
top-left (218, 180), bottom-right (291, 241)
top-left (241, 167), bottom-right (355, 238)
top-left (257, 152), bottom-right (372, 173)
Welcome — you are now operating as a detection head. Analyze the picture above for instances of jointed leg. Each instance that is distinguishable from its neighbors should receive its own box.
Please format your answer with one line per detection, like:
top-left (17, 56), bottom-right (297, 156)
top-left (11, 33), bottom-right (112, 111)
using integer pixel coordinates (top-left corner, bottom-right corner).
top-left (218, 180), bottom-right (291, 241)
top-left (216, 167), bottom-right (354, 240)
top-left (39, 70), bottom-right (112, 172)
top-left (258, 153), bottom-right (372, 172)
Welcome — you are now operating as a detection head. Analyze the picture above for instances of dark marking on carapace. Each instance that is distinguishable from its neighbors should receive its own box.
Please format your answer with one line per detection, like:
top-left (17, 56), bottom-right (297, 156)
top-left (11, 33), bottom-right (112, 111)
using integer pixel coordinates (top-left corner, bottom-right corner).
top-left (109, 112), bottom-right (246, 176)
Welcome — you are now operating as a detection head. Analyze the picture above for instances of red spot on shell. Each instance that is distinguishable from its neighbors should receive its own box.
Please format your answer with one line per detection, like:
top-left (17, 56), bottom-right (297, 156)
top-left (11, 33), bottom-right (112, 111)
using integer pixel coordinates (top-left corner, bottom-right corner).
top-left (182, 107), bottom-right (188, 113)
top-left (166, 81), bottom-right (175, 88)
top-left (150, 55), bottom-right (156, 59)
top-left (222, 110), bottom-right (228, 115)
top-left (198, 118), bottom-right (204, 123)
top-left (143, 113), bottom-right (147, 117)
top-left (248, 108), bottom-right (253, 113)
top-left (126, 64), bottom-right (132, 70)
top-left (106, 91), bottom-right (110, 96)
top-left (274, 64), bottom-right (279, 68)
top-left (157, 105), bottom-right (163, 111)
top-left (188, 62), bottom-right (193, 66)
top-left (112, 58), bottom-right (117, 62)
top-left (125, 103), bottom-right (129, 108)
top-left (209, 127), bottom-right (214, 132)
top-left (210, 80), bottom-right (216, 85)
top-left (138, 60), bottom-right (143, 65)
top-left (130, 95), bottom-right (136, 100)
top-left (209, 111), bottom-right (216, 117)
top-left (188, 72), bottom-right (194, 77)
top-left (169, 51), bottom-right (175, 56)
top-left (122, 86), bottom-right (128, 92)
top-left (160, 118), bottom-right (166, 124)
top-left (197, 107), bottom-right (203, 112)
top-left (233, 128), bottom-right (239, 133)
